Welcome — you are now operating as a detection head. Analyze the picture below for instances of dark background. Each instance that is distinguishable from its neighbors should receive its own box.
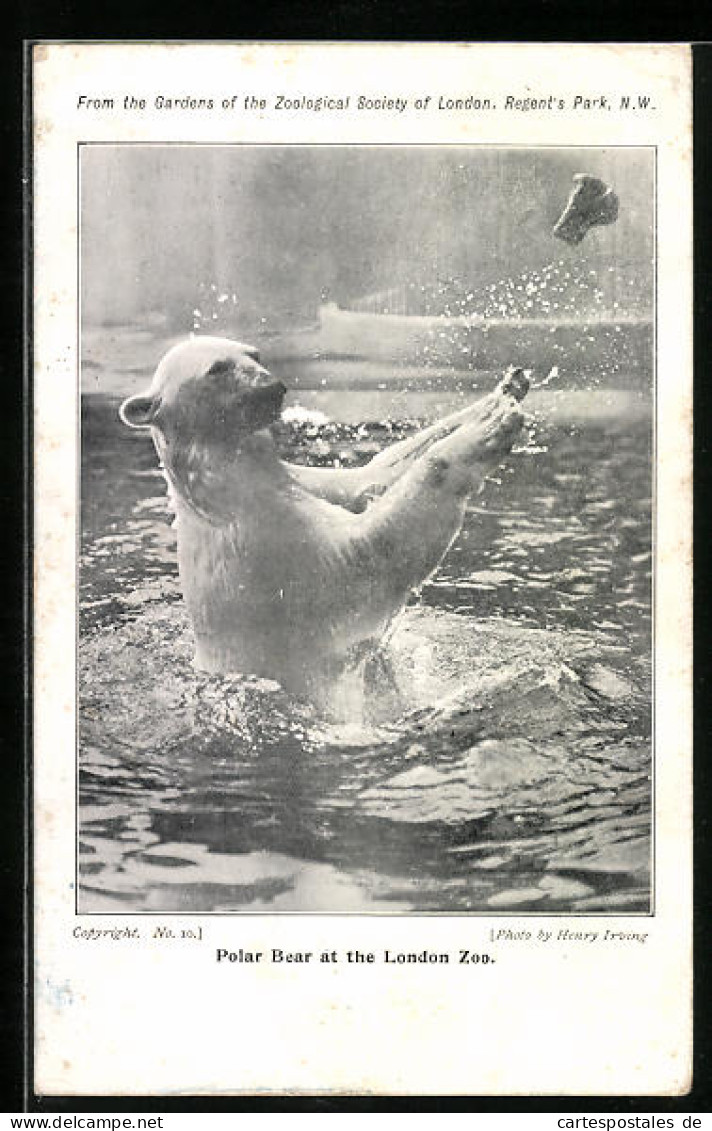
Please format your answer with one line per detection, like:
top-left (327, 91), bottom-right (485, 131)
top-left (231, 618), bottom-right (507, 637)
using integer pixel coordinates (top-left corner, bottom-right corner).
top-left (81, 145), bottom-right (653, 333)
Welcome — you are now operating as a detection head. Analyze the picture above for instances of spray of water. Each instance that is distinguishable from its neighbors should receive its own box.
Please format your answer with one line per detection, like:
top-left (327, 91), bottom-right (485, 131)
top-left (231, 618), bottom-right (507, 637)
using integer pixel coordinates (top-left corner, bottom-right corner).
top-left (191, 281), bottom-right (242, 334)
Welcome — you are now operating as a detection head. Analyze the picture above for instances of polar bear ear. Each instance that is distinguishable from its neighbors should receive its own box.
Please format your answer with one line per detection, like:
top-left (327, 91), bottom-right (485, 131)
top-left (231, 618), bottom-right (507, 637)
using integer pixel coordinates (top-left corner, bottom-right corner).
top-left (119, 393), bottom-right (160, 429)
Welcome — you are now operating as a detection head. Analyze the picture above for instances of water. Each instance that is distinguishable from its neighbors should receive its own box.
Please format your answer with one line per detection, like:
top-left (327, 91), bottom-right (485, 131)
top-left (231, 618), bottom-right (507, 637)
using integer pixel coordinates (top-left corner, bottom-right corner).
top-left (352, 257), bottom-right (651, 322)
top-left (79, 367), bottom-right (652, 915)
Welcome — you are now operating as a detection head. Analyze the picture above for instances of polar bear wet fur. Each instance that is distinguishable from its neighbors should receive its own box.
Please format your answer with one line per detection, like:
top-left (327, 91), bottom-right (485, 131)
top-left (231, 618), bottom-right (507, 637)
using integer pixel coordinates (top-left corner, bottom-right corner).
top-left (120, 336), bottom-right (529, 706)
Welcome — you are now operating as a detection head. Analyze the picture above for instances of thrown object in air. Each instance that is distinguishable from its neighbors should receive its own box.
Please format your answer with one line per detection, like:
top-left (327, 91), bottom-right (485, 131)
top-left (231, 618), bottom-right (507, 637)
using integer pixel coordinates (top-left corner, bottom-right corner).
top-left (553, 174), bottom-right (619, 245)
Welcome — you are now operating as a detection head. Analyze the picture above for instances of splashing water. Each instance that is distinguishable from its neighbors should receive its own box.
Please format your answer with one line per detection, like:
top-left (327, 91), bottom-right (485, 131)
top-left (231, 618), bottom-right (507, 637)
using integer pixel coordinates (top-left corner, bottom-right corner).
top-left (350, 258), bottom-right (652, 389)
top-left (191, 281), bottom-right (243, 335)
top-left (79, 368), bottom-right (652, 915)
top-left (360, 260), bottom-right (651, 323)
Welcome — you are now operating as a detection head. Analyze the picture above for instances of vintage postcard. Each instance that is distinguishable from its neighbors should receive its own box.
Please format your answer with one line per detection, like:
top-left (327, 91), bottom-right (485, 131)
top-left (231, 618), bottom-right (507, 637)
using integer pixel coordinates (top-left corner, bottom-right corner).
top-left (32, 42), bottom-right (692, 1095)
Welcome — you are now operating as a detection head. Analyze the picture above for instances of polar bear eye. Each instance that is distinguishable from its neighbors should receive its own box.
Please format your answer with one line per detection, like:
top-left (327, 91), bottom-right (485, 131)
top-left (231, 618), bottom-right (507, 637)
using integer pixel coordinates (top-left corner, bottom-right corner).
top-left (205, 358), bottom-right (237, 381)
top-left (204, 356), bottom-right (274, 391)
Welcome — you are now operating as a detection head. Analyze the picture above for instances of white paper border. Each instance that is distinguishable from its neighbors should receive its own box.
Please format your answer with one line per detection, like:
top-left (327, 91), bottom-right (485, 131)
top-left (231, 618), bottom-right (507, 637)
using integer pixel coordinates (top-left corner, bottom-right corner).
top-left (32, 42), bottom-right (692, 1096)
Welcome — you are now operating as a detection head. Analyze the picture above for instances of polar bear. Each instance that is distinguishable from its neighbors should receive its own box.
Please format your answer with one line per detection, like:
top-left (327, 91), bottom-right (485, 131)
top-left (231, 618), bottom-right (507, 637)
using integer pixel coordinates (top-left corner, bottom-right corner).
top-left (120, 336), bottom-right (529, 705)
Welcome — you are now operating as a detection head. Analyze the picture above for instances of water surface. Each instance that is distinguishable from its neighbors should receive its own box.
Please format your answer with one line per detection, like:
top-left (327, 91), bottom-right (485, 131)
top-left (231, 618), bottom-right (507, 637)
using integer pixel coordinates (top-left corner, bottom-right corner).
top-left (79, 363), bottom-right (652, 914)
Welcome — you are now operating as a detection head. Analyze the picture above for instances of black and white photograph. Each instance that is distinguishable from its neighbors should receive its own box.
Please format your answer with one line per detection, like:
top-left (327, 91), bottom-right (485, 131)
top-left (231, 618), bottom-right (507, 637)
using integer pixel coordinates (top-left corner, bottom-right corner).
top-left (30, 41), bottom-right (694, 1098)
top-left (78, 143), bottom-right (654, 916)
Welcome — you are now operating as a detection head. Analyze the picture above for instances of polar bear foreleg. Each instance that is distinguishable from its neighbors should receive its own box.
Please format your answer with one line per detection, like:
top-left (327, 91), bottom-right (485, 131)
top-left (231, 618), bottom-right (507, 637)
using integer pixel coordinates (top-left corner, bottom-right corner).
top-left (287, 367), bottom-right (529, 512)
